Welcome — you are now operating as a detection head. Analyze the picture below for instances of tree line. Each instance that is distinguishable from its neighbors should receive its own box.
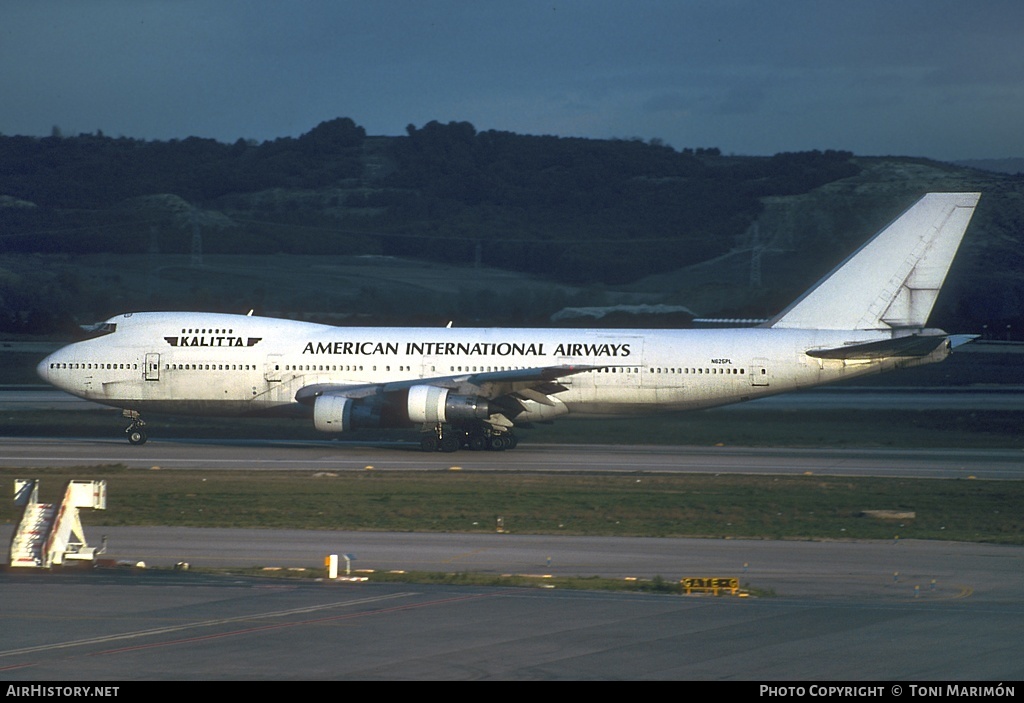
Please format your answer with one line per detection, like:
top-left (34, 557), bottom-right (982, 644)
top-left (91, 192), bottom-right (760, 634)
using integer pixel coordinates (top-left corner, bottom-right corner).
top-left (0, 116), bottom-right (860, 306)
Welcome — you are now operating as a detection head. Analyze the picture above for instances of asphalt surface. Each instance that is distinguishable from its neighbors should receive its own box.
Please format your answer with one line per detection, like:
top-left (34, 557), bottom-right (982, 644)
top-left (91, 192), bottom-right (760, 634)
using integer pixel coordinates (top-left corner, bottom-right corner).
top-left (2, 436), bottom-right (1022, 480)
top-left (1, 568), bottom-right (1021, 681)
top-left (2, 403), bottom-right (1022, 680)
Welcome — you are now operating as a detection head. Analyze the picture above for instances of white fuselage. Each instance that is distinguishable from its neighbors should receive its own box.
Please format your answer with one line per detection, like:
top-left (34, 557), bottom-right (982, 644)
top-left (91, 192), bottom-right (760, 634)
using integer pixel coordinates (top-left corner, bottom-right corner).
top-left (37, 311), bottom-right (947, 423)
top-left (34, 194), bottom-right (977, 446)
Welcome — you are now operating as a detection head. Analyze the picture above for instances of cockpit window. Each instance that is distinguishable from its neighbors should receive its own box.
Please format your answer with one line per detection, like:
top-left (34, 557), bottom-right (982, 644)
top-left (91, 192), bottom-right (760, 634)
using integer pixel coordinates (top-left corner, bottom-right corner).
top-left (79, 322), bottom-right (117, 339)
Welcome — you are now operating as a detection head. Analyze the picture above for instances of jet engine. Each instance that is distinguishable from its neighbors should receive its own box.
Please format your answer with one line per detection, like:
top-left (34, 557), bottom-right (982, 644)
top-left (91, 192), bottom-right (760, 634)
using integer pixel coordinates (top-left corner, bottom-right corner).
top-left (313, 395), bottom-right (354, 432)
top-left (406, 385), bottom-right (491, 424)
top-left (313, 394), bottom-right (381, 432)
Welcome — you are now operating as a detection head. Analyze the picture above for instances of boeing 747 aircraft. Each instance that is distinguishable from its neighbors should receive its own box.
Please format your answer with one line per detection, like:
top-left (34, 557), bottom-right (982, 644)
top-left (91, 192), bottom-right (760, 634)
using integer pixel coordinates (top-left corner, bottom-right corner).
top-left (37, 192), bottom-right (980, 451)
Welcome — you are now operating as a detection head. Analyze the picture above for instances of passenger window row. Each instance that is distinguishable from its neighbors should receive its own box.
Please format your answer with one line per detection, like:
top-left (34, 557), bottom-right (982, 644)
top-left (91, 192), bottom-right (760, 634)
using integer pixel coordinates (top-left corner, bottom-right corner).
top-left (49, 362), bottom-right (748, 376)
top-left (168, 364), bottom-right (256, 371)
top-left (49, 362), bottom-right (137, 370)
top-left (591, 367), bottom-right (746, 375)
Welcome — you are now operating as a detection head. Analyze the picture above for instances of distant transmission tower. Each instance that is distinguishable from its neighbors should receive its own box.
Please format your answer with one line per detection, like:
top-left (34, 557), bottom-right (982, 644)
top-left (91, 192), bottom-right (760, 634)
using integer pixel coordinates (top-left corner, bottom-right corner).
top-left (190, 207), bottom-right (203, 268)
top-left (748, 221), bottom-right (763, 289)
top-left (148, 226), bottom-right (159, 296)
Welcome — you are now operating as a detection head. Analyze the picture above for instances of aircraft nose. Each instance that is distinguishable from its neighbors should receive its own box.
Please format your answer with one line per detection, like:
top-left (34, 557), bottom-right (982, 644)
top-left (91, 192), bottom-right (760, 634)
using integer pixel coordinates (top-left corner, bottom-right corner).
top-left (36, 355), bottom-right (52, 383)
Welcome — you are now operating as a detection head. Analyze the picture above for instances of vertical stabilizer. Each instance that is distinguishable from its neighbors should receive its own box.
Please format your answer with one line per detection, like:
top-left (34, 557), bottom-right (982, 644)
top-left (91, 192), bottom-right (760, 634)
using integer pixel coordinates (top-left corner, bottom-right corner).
top-left (769, 192), bottom-right (980, 331)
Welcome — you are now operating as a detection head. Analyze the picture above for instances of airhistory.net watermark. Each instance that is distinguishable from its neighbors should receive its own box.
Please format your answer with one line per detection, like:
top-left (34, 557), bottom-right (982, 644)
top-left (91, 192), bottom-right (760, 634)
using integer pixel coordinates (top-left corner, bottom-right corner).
top-left (6, 687), bottom-right (119, 698)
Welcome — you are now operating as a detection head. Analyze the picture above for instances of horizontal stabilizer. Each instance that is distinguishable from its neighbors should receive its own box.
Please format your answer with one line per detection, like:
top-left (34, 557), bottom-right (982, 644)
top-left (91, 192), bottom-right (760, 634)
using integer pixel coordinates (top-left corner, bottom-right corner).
top-left (948, 334), bottom-right (979, 349)
top-left (806, 335), bottom-right (946, 360)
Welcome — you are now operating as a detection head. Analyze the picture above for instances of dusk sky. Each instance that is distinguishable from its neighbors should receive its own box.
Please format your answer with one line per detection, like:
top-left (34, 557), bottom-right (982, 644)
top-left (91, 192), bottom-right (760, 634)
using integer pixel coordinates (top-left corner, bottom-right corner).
top-left (3, 1), bottom-right (1022, 161)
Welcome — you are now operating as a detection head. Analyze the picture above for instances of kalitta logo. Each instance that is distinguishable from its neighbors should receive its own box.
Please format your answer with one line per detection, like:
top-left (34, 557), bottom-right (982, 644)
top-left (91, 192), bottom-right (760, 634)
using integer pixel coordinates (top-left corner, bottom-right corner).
top-left (165, 336), bottom-right (262, 348)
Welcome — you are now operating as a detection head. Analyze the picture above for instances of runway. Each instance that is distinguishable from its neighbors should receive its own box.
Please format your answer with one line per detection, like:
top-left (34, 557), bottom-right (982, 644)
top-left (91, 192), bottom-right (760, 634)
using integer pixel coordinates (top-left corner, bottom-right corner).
top-left (2, 435), bottom-right (1022, 479)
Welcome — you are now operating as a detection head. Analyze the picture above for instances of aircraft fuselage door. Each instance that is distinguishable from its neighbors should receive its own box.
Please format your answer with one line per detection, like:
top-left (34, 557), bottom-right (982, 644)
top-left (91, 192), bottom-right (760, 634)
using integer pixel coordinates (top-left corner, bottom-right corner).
top-left (265, 354), bottom-right (283, 382)
top-left (145, 353), bottom-right (161, 381)
top-left (750, 358), bottom-right (769, 386)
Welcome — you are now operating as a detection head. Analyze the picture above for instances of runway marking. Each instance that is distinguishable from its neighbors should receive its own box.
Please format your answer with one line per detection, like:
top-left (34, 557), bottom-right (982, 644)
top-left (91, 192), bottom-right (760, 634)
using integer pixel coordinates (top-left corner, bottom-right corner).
top-left (444, 548), bottom-right (490, 564)
top-left (90, 590), bottom-right (509, 658)
top-left (0, 592), bottom-right (415, 660)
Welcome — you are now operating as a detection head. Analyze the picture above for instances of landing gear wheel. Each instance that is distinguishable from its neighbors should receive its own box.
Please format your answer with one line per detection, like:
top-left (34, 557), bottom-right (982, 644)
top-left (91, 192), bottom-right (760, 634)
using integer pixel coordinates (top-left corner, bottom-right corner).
top-left (439, 436), bottom-right (460, 453)
top-left (467, 434), bottom-right (487, 452)
top-left (419, 435), bottom-right (439, 452)
top-left (487, 434), bottom-right (508, 451)
top-left (124, 412), bottom-right (148, 445)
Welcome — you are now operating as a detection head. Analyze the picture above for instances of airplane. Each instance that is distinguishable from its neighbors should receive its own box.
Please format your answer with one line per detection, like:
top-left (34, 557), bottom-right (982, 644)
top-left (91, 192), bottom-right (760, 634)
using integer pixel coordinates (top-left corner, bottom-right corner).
top-left (37, 192), bottom-right (981, 451)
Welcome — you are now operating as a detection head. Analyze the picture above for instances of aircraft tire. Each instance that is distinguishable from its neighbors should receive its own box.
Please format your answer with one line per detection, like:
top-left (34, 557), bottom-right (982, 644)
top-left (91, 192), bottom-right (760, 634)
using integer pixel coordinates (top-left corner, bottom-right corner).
top-left (439, 436), bottom-right (460, 453)
top-left (419, 435), bottom-right (439, 452)
top-left (468, 434), bottom-right (487, 451)
top-left (127, 429), bottom-right (148, 445)
top-left (487, 435), bottom-right (507, 451)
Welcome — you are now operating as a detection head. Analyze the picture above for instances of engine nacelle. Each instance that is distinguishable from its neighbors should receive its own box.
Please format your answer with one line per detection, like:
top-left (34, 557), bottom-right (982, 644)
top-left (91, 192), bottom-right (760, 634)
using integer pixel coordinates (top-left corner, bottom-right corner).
top-left (313, 394), bottom-right (384, 432)
top-left (313, 394), bottom-right (354, 432)
top-left (407, 385), bottom-right (491, 424)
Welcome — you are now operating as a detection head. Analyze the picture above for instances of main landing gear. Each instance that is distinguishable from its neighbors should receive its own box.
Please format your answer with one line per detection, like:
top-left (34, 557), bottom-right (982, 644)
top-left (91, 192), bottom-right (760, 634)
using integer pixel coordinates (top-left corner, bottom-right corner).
top-left (419, 423), bottom-right (518, 453)
top-left (123, 410), bottom-right (148, 445)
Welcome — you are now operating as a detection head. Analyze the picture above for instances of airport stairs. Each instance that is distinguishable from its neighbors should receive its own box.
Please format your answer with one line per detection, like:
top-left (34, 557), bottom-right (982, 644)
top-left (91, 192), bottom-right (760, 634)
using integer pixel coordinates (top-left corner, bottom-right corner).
top-left (9, 479), bottom-right (107, 568)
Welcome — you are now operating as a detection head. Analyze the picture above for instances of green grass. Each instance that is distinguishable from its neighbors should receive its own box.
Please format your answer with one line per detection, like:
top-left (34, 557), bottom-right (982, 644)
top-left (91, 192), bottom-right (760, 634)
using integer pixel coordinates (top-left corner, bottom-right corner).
top-left (201, 567), bottom-right (752, 596)
top-left (4, 466), bottom-right (1021, 544)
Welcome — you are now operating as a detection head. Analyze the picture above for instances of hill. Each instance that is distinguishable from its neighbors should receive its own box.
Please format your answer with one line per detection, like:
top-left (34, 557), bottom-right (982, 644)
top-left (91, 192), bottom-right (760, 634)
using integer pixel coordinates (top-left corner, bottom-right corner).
top-left (1, 118), bottom-right (1022, 335)
top-left (955, 158), bottom-right (1024, 175)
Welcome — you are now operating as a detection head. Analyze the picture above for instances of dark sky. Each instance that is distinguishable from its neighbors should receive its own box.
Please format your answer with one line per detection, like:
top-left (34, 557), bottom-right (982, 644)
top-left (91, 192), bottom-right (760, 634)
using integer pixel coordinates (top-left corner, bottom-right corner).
top-left (3, 1), bottom-right (1022, 160)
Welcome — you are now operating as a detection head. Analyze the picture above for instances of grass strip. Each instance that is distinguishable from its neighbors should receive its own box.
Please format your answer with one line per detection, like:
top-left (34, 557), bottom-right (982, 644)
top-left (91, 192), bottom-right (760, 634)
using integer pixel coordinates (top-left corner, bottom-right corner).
top-left (4, 466), bottom-right (1021, 544)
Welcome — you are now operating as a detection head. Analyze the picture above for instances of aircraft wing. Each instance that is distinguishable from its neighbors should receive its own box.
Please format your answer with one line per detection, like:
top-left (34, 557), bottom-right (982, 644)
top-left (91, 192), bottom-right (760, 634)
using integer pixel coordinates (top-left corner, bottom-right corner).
top-left (294, 364), bottom-right (601, 407)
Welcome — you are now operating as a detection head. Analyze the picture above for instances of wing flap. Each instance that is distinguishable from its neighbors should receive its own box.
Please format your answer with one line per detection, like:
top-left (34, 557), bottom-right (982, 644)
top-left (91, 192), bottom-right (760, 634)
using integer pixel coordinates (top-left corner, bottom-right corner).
top-left (514, 388), bottom-right (559, 406)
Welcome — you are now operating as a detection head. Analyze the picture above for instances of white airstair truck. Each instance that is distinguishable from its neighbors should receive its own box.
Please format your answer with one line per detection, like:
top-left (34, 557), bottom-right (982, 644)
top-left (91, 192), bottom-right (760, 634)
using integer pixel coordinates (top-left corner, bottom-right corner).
top-left (9, 479), bottom-right (107, 568)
